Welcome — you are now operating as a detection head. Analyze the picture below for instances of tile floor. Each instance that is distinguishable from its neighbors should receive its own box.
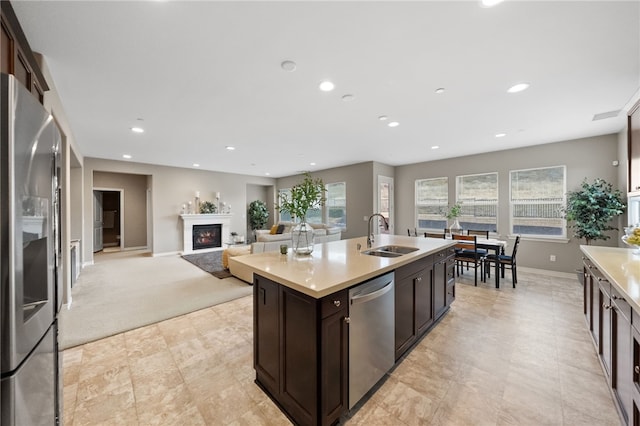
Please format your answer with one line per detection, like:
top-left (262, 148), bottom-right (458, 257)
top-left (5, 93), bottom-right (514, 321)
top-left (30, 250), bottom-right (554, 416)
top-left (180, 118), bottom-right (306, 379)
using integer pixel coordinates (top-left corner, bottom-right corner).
top-left (62, 270), bottom-right (621, 425)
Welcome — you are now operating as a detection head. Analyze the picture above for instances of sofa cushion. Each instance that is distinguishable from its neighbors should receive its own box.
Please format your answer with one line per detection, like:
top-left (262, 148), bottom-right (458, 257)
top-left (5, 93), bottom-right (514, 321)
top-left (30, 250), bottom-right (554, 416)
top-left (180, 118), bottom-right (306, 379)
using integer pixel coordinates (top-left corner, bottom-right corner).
top-left (269, 224), bottom-right (278, 235)
top-left (276, 224), bottom-right (285, 234)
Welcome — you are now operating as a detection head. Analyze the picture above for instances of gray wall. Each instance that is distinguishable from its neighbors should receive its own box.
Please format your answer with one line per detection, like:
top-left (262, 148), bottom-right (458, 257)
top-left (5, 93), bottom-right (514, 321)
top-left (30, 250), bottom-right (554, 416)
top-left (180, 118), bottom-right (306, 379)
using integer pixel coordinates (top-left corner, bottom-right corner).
top-left (395, 134), bottom-right (620, 274)
top-left (277, 162), bottom-right (375, 240)
top-left (93, 171), bottom-right (148, 248)
top-left (82, 157), bottom-right (275, 262)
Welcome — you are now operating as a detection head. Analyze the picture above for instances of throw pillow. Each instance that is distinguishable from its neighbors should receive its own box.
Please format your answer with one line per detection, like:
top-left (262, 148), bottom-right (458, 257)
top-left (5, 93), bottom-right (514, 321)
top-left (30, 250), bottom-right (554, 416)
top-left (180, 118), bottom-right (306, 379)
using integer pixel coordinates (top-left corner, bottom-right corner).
top-left (276, 224), bottom-right (285, 234)
top-left (269, 225), bottom-right (278, 235)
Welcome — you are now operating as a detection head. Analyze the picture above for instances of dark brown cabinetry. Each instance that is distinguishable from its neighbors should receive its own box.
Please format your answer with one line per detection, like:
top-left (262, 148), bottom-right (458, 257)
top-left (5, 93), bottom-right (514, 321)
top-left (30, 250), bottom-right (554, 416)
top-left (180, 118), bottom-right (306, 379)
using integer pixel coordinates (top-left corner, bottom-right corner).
top-left (612, 285), bottom-right (633, 424)
top-left (253, 275), bottom-right (348, 426)
top-left (583, 256), bottom-right (636, 425)
top-left (395, 247), bottom-right (455, 361)
top-left (0, 1), bottom-right (48, 102)
top-left (628, 100), bottom-right (640, 193)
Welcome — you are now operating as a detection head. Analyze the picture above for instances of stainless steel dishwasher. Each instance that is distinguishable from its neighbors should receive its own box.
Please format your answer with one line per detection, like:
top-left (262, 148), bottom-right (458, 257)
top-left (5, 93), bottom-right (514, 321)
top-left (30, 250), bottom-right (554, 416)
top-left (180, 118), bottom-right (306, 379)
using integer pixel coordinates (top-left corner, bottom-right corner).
top-left (348, 271), bottom-right (395, 409)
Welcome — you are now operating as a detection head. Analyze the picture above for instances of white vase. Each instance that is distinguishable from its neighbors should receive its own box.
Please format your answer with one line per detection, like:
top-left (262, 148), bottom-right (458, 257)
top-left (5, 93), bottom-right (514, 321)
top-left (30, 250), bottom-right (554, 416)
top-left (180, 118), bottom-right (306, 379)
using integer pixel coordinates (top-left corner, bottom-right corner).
top-left (291, 221), bottom-right (315, 255)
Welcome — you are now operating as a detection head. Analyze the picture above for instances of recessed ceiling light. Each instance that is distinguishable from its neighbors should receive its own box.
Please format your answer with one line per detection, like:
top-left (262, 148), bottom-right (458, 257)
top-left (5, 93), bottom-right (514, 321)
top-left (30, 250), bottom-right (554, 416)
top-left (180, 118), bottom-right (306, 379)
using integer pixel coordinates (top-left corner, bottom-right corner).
top-left (388, 121), bottom-right (400, 128)
top-left (310, 162), bottom-right (316, 166)
top-left (480, 0), bottom-right (504, 7)
top-left (431, 146), bottom-right (439, 150)
top-left (225, 146), bottom-right (235, 151)
top-left (131, 127), bottom-right (144, 133)
top-left (319, 81), bottom-right (335, 92)
top-left (342, 94), bottom-right (355, 102)
top-left (507, 83), bottom-right (530, 93)
top-left (281, 60), bottom-right (297, 72)
top-left (122, 154), bottom-right (132, 159)
top-left (193, 163), bottom-right (200, 167)
top-left (265, 172), bottom-right (271, 176)
top-left (435, 88), bottom-right (445, 94)
top-left (378, 115), bottom-right (388, 121)
top-left (495, 133), bottom-right (507, 138)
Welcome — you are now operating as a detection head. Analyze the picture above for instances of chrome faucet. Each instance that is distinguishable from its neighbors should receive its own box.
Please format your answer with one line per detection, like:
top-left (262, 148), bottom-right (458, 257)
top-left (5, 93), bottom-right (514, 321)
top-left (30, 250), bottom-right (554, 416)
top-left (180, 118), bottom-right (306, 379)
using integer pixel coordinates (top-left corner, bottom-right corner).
top-left (367, 213), bottom-right (389, 248)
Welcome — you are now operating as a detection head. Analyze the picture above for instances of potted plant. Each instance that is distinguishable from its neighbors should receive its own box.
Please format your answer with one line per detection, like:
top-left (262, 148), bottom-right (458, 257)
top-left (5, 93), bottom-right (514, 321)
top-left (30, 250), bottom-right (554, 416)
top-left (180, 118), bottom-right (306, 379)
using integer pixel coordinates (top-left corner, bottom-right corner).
top-left (445, 202), bottom-right (463, 235)
top-left (247, 200), bottom-right (269, 241)
top-left (564, 178), bottom-right (626, 245)
top-left (278, 172), bottom-right (326, 254)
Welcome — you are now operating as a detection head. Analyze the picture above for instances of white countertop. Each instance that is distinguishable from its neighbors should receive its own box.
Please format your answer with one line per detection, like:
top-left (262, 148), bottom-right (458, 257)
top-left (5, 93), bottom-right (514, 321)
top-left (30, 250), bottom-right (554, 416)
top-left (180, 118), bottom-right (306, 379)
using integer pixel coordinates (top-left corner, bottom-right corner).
top-left (580, 245), bottom-right (640, 313)
top-left (231, 234), bottom-right (456, 298)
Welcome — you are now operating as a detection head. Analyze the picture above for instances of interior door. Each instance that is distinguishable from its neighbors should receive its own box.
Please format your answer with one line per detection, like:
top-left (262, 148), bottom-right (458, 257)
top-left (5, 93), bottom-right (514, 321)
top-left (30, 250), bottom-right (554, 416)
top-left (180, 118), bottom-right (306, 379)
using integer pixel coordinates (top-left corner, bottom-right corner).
top-left (377, 176), bottom-right (394, 234)
top-left (92, 190), bottom-right (103, 252)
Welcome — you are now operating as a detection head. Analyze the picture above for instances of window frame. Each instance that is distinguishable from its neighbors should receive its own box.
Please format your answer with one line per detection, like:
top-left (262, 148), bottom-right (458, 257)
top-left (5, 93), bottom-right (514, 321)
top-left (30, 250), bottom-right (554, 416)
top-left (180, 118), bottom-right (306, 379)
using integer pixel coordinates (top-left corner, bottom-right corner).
top-left (455, 172), bottom-right (499, 233)
top-left (415, 177), bottom-right (449, 232)
top-left (509, 165), bottom-right (567, 239)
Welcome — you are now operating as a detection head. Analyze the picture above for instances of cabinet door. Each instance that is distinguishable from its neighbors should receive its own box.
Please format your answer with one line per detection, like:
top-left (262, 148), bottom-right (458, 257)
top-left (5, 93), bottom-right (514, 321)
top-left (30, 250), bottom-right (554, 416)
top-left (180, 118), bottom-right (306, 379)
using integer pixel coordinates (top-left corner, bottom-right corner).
top-left (612, 289), bottom-right (633, 423)
top-left (280, 286), bottom-right (317, 426)
top-left (592, 275), bottom-right (602, 349)
top-left (583, 260), bottom-right (593, 329)
top-left (599, 280), bottom-right (611, 378)
top-left (433, 258), bottom-right (447, 320)
top-left (445, 256), bottom-right (455, 306)
top-left (395, 273), bottom-right (416, 360)
top-left (254, 276), bottom-right (280, 395)
top-left (321, 306), bottom-right (348, 426)
top-left (415, 269), bottom-right (433, 336)
top-left (629, 100), bottom-right (640, 192)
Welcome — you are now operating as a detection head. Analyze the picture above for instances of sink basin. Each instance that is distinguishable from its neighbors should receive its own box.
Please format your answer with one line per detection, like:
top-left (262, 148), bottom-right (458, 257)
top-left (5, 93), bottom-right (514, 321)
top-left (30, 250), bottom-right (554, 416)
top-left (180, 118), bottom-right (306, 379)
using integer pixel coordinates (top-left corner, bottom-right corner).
top-left (376, 245), bottom-right (419, 254)
top-left (361, 245), bottom-right (419, 258)
top-left (361, 250), bottom-right (402, 258)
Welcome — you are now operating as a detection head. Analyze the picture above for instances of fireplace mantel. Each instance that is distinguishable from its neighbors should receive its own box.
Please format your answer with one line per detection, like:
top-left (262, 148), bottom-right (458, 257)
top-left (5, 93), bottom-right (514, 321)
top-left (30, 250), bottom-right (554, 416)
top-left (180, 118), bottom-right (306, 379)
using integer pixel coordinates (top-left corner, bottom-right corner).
top-left (180, 214), bottom-right (232, 254)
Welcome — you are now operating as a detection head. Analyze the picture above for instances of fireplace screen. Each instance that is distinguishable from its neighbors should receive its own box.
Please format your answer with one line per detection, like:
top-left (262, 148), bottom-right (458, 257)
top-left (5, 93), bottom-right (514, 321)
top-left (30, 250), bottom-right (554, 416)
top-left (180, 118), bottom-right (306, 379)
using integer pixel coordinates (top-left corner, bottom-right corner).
top-left (192, 224), bottom-right (222, 250)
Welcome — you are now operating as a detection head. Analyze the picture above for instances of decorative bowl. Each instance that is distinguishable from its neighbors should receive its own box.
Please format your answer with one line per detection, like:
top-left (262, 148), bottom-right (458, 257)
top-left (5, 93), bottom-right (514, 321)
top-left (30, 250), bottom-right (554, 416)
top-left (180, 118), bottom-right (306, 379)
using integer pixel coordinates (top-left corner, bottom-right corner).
top-left (622, 235), bottom-right (640, 255)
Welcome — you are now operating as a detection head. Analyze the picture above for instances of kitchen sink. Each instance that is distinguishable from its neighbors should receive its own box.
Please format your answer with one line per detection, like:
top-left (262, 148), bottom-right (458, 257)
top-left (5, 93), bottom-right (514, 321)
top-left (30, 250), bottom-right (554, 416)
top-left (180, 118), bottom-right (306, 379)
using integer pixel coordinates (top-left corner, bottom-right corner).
top-left (361, 245), bottom-right (419, 257)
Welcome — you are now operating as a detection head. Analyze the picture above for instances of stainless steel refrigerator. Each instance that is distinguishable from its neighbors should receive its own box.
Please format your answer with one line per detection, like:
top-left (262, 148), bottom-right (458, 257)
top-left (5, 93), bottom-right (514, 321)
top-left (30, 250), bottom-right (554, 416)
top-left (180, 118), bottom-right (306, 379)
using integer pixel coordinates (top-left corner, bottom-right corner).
top-left (1, 73), bottom-right (62, 425)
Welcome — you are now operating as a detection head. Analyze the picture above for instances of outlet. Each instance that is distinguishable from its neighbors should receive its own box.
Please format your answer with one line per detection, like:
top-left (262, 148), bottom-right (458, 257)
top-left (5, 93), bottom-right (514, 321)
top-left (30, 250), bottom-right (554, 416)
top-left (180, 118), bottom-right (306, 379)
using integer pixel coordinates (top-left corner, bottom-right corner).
top-left (550, 255), bottom-right (556, 262)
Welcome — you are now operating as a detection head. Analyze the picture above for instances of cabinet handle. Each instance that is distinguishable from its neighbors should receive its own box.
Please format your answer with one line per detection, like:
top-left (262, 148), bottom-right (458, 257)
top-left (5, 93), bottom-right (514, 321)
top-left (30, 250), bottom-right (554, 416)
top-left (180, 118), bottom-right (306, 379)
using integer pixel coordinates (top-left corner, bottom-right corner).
top-left (612, 295), bottom-right (622, 300)
top-left (603, 304), bottom-right (612, 310)
top-left (416, 277), bottom-right (422, 282)
top-left (635, 365), bottom-right (639, 375)
top-left (333, 300), bottom-right (341, 307)
top-left (344, 317), bottom-right (350, 324)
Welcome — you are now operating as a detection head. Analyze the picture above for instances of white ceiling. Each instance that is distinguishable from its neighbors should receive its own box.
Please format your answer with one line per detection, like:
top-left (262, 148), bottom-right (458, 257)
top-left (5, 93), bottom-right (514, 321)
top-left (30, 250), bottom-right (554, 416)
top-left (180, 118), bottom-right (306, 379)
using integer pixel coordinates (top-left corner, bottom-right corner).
top-left (11, 0), bottom-right (640, 178)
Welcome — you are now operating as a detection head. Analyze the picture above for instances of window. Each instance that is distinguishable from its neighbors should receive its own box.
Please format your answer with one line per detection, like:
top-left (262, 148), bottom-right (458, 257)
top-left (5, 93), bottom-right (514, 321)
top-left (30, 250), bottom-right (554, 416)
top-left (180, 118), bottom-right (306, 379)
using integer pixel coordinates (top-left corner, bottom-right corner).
top-left (416, 177), bottom-right (448, 231)
top-left (456, 173), bottom-right (498, 232)
top-left (510, 166), bottom-right (566, 237)
top-left (278, 188), bottom-right (292, 222)
top-left (278, 183), bottom-right (346, 228)
top-left (325, 182), bottom-right (346, 229)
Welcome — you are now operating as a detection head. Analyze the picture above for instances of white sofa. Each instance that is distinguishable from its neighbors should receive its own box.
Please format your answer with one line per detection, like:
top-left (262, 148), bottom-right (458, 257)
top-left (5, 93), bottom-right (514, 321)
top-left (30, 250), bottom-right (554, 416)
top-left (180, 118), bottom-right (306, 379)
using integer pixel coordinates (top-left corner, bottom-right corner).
top-left (228, 223), bottom-right (342, 283)
top-left (254, 221), bottom-right (341, 243)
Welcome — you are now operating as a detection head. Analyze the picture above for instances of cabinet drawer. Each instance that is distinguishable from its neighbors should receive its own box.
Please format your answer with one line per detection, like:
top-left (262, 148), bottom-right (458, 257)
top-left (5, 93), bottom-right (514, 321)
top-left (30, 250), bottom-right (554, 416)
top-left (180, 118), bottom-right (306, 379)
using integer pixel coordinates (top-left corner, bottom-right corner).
top-left (434, 247), bottom-right (455, 261)
top-left (395, 256), bottom-right (431, 281)
top-left (612, 286), bottom-right (631, 322)
top-left (633, 309), bottom-right (640, 335)
top-left (320, 290), bottom-right (348, 319)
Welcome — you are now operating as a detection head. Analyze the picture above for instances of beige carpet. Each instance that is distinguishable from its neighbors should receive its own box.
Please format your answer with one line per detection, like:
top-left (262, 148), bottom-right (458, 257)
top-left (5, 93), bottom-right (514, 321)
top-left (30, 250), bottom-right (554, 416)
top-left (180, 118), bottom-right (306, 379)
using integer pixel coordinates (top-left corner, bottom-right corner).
top-left (59, 249), bottom-right (253, 349)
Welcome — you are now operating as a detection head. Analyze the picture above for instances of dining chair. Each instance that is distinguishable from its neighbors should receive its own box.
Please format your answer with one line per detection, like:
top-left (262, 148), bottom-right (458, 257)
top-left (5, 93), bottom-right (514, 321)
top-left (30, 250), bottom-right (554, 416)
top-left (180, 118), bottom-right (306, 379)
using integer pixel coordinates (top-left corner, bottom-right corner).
top-left (453, 234), bottom-right (485, 286)
top-left (465, 229), bottom-right (489, 256)
top-left (466, 229), bottom-right (489, 238)
top-left (484, 235), bottom-right (520, 288)
top-left (424, 232), bottom-right (446, 238)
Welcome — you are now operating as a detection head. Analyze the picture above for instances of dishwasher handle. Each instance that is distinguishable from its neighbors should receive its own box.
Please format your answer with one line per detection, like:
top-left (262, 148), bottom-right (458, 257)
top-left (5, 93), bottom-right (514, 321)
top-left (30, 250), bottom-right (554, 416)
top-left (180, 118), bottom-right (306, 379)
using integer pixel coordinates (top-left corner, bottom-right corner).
top-left (350, 280), bottom-right (393, 306)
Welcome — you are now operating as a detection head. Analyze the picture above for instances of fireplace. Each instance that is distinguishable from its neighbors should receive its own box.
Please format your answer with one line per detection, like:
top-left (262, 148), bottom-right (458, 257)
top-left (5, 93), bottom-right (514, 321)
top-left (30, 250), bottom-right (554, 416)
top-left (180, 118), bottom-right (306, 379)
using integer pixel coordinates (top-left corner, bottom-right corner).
top-left (180, 213), bottom-right (232, 254)
top-left (192, 224), bottom-right (222, 250)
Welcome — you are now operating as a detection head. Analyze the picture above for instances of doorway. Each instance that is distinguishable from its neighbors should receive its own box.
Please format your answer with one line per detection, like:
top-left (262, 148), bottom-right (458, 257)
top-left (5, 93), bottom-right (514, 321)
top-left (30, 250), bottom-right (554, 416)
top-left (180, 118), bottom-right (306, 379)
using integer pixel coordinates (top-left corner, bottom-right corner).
top-left (377, 176), bottom-right (394, 235)
top-left (93, 188), bottom-right (124, 252)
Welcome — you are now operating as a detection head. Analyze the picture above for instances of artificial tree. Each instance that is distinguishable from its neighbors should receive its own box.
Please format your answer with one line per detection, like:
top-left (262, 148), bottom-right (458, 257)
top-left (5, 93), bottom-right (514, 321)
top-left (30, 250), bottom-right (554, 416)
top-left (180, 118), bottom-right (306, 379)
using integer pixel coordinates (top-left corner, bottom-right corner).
top-left (564, 178), bottom-right (626, 245)
top-left (248, 200), bottom-right (269, 241)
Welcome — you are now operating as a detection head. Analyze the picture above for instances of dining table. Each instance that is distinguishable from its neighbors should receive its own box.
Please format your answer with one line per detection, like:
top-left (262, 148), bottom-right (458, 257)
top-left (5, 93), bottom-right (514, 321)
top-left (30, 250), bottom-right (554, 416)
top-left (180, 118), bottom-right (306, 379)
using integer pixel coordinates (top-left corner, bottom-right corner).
top-left (452, 237), bottom-right (508, 288)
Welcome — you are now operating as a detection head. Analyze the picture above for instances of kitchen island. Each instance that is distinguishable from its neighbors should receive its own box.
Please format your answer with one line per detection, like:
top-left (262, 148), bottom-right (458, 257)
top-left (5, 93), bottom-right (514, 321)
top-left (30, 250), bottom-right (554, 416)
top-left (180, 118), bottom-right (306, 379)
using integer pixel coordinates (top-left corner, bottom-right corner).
top-left (231, 235), bottom-right (456, 426)
top-left (580, 245), bottom-right (640, 425)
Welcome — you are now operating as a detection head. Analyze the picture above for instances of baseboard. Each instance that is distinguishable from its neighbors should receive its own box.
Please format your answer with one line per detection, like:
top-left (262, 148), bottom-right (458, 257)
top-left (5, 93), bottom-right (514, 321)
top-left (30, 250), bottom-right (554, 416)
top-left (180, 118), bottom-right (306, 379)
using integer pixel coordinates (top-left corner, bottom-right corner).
top-left (152, 251), bottom-right (181, 257)
top-left (518, 266), bottom-right (576, 280)
top-left (122, 246), bottom-right (148, 252)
